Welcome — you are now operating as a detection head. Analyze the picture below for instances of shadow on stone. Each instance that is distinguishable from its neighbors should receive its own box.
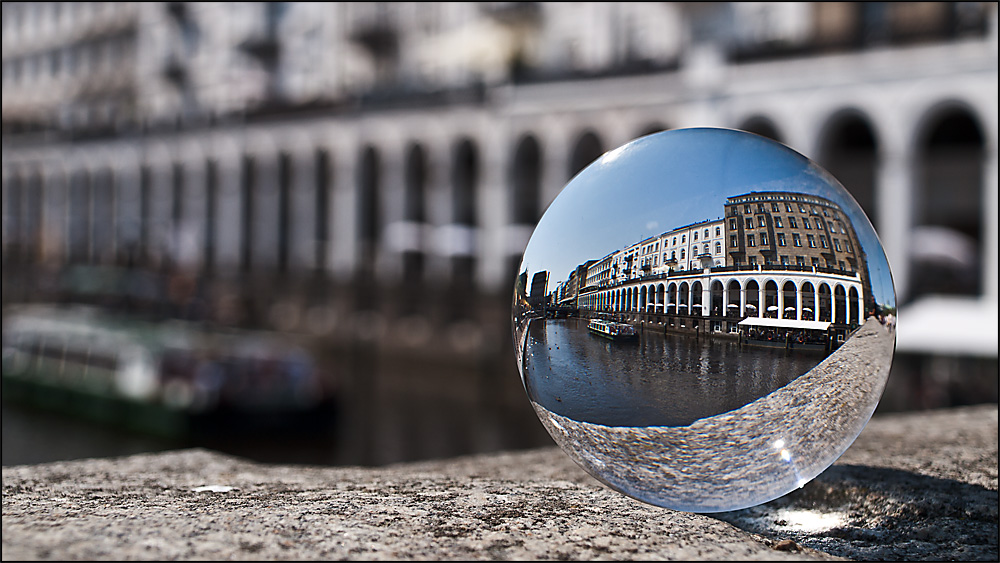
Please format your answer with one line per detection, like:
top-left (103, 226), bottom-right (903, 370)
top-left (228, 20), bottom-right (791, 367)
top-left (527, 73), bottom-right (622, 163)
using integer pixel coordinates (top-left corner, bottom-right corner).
top-left (714, 464), bottom-right (999, 561)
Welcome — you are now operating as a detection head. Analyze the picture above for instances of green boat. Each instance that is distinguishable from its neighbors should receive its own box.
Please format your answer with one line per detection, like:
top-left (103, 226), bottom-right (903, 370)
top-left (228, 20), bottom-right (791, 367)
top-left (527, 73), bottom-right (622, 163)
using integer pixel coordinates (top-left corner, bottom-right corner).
top-left (587, 319), bottom-right (638, 341)
top-left (2, 305), bottom-right (337, 440)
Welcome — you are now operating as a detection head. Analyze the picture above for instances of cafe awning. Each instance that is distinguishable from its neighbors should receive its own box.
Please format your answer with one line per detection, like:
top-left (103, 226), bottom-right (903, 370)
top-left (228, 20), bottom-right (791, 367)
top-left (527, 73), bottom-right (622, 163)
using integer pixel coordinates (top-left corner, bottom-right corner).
top-left (737, 317), bottom-right (832, 331)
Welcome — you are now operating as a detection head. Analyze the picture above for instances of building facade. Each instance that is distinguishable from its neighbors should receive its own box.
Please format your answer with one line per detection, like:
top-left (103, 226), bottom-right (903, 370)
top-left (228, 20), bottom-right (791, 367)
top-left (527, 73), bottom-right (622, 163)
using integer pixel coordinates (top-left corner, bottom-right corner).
top-left (2, 2), bottom-right (997, 360)
top-left (585, 252), bottom-right (616, 290)
top-left (575, 191), bottom-right (869, 338)
top-left (725, 192), bottom-right (865, 271)
top-left (657, 219), bottom-right (728, 274)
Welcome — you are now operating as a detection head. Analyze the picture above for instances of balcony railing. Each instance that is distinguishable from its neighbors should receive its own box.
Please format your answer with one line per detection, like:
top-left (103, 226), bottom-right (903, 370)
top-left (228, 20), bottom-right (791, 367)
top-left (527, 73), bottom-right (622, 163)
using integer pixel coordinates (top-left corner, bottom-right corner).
top-left (711, 264), bottom-right (858, 277)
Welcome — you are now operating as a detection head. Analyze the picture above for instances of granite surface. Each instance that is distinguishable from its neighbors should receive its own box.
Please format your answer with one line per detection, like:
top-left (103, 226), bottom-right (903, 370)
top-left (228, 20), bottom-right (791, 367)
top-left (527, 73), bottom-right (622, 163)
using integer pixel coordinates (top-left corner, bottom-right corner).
top-left (2, 404), bottom-right (997, 561)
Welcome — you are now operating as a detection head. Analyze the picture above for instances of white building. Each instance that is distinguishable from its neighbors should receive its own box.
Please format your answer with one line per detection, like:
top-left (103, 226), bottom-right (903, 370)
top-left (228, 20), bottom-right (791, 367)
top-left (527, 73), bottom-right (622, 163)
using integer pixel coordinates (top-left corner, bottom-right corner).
top-left (585, 251), bottom-right (616, 290)
top-left (657, 219), bottom-right (728, 274)
top-left (3, 2), bottom-right (997, 360)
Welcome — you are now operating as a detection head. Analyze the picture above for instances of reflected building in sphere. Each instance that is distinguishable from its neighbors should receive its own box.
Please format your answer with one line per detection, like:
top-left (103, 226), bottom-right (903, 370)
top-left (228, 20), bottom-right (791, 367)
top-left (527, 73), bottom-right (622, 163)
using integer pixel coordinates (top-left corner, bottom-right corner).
top-left (576, 191), bottom-right (871, 343)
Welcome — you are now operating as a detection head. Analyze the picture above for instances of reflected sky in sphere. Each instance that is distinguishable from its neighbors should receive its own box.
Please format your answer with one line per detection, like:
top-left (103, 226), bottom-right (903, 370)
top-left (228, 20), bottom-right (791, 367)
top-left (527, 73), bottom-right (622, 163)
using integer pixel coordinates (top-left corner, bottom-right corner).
top-left (512, 128), bottom-right (896, 513)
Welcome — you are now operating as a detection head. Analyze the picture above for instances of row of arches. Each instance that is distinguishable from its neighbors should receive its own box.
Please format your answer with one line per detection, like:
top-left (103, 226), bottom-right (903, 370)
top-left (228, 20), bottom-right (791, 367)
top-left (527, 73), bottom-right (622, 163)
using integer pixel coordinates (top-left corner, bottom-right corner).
top-left (583, 276), bottom-right (864, 326)
top-left (2, 95), bottom-right (992, 298)
top-left (738, 103), bottom-right (989, 303)
top-left (2, 128), bottom-right (611, 287)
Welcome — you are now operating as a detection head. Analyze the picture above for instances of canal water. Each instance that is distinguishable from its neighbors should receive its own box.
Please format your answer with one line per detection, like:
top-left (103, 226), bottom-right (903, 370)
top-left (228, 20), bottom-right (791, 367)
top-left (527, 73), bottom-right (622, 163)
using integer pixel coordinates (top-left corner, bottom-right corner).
top-left (522, 318), bottom-right (826, 427)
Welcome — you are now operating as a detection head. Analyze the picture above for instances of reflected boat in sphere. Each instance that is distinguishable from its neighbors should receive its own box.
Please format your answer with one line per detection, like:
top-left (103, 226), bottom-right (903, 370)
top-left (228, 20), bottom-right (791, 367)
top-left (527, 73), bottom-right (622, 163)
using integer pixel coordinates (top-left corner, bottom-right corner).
top-left (586, 319), bottom-right (638, 341)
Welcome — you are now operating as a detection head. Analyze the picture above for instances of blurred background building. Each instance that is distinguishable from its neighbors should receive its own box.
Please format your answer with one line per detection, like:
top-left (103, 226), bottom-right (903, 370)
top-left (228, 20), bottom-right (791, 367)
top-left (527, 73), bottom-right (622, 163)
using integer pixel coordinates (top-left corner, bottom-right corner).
top-left (3, 2), bottom-right (997, 466)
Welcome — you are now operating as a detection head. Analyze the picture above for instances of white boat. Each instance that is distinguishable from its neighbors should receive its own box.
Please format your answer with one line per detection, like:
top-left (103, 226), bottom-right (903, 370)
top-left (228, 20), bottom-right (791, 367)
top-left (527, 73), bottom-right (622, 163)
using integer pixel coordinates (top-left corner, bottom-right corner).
top-left (1, 305), bottom-right (336, 440)
top-left (587, 319), bottom-right (638, 341)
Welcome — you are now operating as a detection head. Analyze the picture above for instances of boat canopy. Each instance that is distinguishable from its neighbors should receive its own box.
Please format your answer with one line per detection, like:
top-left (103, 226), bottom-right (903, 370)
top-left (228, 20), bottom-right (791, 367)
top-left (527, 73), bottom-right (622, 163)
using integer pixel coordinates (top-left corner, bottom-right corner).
top-left (737, 317), bottom-right (832, 331)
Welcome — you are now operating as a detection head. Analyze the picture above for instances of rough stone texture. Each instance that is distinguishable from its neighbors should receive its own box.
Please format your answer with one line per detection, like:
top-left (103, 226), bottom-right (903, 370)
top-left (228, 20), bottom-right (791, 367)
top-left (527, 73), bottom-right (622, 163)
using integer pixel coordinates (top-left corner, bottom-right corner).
top-left (2, 405), bottom-right (997, 561)
top-left (716, 404), bottom-right (998, 561)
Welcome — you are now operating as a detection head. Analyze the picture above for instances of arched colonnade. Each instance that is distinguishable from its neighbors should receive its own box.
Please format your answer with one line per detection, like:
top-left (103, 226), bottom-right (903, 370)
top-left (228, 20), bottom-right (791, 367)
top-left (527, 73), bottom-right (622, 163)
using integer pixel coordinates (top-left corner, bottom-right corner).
top-left (579, 272), bottom-right (865, 326)
top-left (2, 76), bottom-right (995, 299)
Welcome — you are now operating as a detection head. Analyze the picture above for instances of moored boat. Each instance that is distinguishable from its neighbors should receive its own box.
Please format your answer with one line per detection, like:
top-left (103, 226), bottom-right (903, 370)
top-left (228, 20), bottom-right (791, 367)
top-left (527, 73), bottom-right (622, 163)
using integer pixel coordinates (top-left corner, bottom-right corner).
top-left (587, 319), bottom-right (638, 341)
top-left (1, 305), bottom-right (338, 440)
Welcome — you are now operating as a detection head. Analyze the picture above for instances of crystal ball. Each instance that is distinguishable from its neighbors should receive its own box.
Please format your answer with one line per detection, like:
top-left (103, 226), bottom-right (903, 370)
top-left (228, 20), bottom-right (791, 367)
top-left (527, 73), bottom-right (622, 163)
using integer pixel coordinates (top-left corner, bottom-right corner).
top-left (512, 128), bottom-right (896, 513)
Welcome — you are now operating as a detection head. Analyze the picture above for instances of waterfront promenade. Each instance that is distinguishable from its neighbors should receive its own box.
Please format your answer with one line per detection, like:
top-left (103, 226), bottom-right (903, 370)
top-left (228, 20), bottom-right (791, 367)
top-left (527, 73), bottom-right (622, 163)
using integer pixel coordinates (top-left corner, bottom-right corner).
top-left (2, 402), bottom-right (996, 561)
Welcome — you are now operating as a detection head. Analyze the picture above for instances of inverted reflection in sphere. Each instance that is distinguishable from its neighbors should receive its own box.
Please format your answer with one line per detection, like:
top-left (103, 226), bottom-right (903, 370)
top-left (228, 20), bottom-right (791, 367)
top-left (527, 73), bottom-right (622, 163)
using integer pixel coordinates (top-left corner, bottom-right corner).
top-left (511, 128), bottom-right (896, 513)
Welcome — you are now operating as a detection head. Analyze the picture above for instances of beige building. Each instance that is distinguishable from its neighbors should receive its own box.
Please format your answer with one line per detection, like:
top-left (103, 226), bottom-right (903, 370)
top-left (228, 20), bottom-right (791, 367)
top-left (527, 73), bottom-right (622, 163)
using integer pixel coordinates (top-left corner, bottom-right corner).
top-left (724, 191), bottom-right (870, 301)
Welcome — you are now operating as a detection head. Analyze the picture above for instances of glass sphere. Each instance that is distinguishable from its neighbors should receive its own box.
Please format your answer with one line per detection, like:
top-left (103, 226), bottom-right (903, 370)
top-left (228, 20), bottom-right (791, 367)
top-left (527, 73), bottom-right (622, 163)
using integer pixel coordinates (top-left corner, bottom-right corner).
top-left (512, 128), bottom-right (896, 513)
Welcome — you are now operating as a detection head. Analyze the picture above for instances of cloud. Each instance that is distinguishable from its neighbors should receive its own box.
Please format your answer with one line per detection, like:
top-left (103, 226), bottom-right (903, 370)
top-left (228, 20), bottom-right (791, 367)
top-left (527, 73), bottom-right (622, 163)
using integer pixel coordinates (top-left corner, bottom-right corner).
top-left (646, 220), bottom-right (659, 230)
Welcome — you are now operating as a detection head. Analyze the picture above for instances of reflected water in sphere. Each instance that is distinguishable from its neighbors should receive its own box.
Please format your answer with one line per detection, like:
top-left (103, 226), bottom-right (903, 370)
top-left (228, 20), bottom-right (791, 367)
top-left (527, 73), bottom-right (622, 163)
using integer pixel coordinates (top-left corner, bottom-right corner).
top-left (511, 128), bottom-right (896, 513)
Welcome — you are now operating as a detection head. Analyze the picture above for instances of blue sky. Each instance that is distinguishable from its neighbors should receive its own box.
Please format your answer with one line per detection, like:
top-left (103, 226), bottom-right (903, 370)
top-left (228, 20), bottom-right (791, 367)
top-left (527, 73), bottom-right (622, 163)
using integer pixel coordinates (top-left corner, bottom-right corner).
top-left (518, 128), bottom-right (896, 307)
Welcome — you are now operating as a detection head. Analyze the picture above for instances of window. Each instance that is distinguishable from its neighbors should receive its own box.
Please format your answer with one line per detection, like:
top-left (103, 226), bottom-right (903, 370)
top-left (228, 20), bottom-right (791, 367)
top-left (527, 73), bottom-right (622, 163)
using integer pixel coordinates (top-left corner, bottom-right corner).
top-left (823, 209), bottom-right (829, 217)
top-left (672, 237), bottom-right (677, 245)
top-left (744, 204), bottom-right (751, 213)
top-left (777, 233), bottom-right (786, 247)
top-left (703, 243), bottom-right (709, 255)
top-left (747, 234), bottom-right (755, 247)
top-left (760, 232), bottom-right (768, 246)
top-left (796, 256), bottom-right (805, 266)
top-left (798, 204), bottom-right (806, 213)
top-left (680, 249), bottom-right (685, 259)
top-left (846, 240), bottom-right (853, 253)
top-left (789, 216), bottom-right (798, 229)
top-left (681, 235), bottom-right (686, 243)
top-left (811, 257), bottom-right (820, 267)
top-left (807, 234), bottom-right (816, 248)
top-left (748, 255), bottom-right (758, 265)
top-left (693, 231), bottom-right (698, 241)
top-left (774, 216), bottom-right (783, 228)
top-left (834, 238), bottom-right (842, 252)
top-left (780, 255), bottom-right (789, 265)
top-left (704, 229), bottom-right (710, 239)
top-left (820, 235), bottom-right (828, 248)
top-left (803, 218), bottom-right (811, 229)
top-left (771, 202), bottom-right (779, 212)
top-left (839, 261), bottom-right (845, 270)
top-left (828, 221), bottom-right (835, 231)
top-left (792, 233), bottom-right (801, 247)
top-left (785, 202), bottom-right (793, 212)
top-left (758, 204), bottom-right (765, 212)
top-left (729, 218), bottom-right (737, 230)
top-left (745, 218), bottom-right (753, 229)
top-left (730, 235), bottom-right (737, 248)
top-left (671, 251), bottom-right (676, 260)
top-left (715, 242), bottom-right (721, 254)
top-left (815, 218), bottom-right (824, 230)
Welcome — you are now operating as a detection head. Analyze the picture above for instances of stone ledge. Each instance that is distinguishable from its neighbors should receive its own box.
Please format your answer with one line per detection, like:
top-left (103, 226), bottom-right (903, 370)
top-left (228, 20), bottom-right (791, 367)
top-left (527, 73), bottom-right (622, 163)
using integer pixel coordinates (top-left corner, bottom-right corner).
top-left (2, 405), bottom-right (996, 561)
